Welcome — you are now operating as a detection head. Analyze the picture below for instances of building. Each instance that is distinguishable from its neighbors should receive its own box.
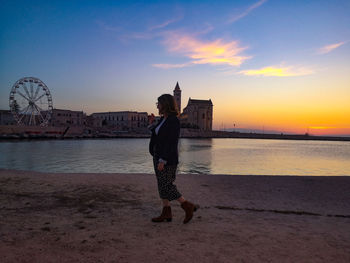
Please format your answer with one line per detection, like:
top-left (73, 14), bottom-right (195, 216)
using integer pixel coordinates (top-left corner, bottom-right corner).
top-left (173, 81), bottom-right (181, 113)
top-left (173, 82), bottom-right (213, 131)
top-left (181, 98), bottom-right (213, 130)
top-left (0, 110), bottom-right (16, 125)
top-left (91, 111), bottom-right (148, 131)
top-left (50, 109), bottom-right (85, 127)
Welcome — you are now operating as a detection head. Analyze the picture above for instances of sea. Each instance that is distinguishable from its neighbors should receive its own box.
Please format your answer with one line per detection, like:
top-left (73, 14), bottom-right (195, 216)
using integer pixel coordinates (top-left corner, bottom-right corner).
top-left (0, 138), bottom-right (349, 176)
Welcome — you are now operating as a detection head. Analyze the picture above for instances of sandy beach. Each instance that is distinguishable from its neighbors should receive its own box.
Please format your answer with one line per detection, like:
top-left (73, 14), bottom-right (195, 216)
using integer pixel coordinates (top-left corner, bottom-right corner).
top-left (0, 169), bottom-right (349, 263)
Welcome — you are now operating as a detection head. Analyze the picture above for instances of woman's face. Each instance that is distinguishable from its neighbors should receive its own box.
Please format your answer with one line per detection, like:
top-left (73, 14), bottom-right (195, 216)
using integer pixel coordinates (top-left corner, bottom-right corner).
top-left (157, 101), bottom-right (163, 115)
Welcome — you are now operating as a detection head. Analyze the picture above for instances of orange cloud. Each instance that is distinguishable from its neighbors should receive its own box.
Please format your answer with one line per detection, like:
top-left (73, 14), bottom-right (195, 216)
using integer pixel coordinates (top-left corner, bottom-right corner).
top-left (155, 32), bottom-right (251, 68)
top-left (317, 41), bottom-right (346, 54)
top-left (238, 65), bottom-right (314, 77)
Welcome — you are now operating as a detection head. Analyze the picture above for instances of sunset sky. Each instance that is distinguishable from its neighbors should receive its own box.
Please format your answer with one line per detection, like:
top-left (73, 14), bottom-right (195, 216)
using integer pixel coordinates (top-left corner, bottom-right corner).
top-left (1, 0), bottom-right (349, 135)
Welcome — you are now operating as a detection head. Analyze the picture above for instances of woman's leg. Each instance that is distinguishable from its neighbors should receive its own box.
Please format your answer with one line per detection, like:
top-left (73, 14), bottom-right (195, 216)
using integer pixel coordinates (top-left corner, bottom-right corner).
top-left (152, 158), bottom-right (173, 222)
top-left (154, 157), bottom-right (171, 204)
top-left (162, 199), bottom-right (170, 207)
top-left (177, 196), bottom-right (186, 204)
top-left (158, 165), bottom-right (198, 223)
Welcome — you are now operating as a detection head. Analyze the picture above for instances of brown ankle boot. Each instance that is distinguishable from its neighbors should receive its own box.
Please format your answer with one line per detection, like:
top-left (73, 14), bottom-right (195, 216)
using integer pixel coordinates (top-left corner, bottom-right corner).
top-left (181, 201), bottom-right (198, 224)
top-left (151, 206), bottom-right (172, 222)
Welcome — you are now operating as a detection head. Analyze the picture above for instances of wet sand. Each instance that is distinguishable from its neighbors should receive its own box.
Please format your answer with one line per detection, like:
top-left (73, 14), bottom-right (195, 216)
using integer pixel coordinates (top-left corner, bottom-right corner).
top-left (0, 169), bottom-right (349, 262)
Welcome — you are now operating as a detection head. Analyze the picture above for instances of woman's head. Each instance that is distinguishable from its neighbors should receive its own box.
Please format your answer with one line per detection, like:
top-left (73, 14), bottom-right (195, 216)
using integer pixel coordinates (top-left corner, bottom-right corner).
top-left (157, 94), bottom-right (179, 116)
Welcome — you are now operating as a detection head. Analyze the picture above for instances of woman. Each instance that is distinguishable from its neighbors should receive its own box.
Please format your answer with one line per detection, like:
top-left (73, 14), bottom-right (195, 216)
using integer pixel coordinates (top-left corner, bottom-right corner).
top-left (148, 94), bottom-right (198, 224)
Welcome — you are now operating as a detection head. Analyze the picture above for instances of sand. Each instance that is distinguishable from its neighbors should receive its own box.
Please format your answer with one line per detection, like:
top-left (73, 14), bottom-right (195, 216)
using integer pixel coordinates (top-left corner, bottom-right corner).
top-left (0, 169), bottom-right (349, 263)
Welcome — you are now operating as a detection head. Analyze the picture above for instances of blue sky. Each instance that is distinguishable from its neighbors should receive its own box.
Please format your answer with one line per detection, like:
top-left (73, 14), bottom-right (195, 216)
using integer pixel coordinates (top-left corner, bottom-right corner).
top-left (1, 0), bottom-right (349, 134)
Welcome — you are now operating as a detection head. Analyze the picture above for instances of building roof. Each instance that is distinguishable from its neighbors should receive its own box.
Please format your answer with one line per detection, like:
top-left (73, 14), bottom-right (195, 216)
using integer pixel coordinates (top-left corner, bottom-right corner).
top-left (174, 81), bottom-right (181, 91)
top-left (188, 98), bottom-right (213, 105)
top-left (92, 111), bottom-right (148, 115)
top-left (53, 108), bottom-right (84, 113)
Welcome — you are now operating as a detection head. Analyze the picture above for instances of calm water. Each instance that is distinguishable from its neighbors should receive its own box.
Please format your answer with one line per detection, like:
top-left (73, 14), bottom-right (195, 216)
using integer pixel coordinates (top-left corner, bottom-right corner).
top-left (0, 138), bottom-right (349, 176)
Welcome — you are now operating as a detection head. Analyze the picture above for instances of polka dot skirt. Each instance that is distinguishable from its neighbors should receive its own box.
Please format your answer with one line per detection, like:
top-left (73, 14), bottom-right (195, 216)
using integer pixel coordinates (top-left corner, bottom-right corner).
top-left (153, 157), bottom-right (182, 201)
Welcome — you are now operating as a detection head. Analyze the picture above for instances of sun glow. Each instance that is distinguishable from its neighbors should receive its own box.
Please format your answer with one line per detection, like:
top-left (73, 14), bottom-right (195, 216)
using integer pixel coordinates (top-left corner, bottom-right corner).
top-left (238, 66), bottom-right (314, 77)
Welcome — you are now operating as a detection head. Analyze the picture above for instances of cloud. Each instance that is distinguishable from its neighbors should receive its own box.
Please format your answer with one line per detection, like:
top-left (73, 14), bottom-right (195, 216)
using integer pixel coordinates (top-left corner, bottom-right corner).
top-left (154, 31), bottom-right (251, 69)
top-left (96, 20), bottom-right (122, 32)
top-left (123, 32), bottom-right (155, 40)
top-left (96, 20), bottom-right (152, 43)
top-left (317, 41), bottom-right (346, 54)
top-left (238, 65), bottom-right (314, 77)
top-left (152, 63), bottom-right (191, 69)
top-left (228, 0), bottom-right (267, 24)
top-left (98, 14), bottom-right (184, 43)
top-left (149, 15), bottom-right (183, 31)
top-left (195, 23), bottom-right (215, 36)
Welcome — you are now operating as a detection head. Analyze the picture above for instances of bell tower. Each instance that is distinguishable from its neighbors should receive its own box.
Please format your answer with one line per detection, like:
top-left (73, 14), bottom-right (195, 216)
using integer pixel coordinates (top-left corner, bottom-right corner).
top-left (173, 82), bottom-right (181, 113)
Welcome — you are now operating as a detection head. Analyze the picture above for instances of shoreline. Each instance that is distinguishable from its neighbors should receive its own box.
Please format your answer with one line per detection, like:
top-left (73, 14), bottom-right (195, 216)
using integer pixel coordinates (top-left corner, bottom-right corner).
top-left (1, 169), bottom-right (350, 262)
top-left (1, 125), bottom-right (349, 142)
top-left (1, 133), bottom-right (350, 142)
top-left (1, 168), bottom-right (349, 177)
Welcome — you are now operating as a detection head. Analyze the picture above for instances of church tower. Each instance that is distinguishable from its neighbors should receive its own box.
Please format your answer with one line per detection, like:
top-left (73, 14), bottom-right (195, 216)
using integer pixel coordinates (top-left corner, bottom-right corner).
top-left (173, 82), bottom-right (181, 113)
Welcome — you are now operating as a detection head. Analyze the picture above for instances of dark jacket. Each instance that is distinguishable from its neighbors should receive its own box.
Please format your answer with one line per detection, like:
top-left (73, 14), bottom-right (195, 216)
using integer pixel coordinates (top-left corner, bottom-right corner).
top-left (149, 114), bottom-right (180, 165)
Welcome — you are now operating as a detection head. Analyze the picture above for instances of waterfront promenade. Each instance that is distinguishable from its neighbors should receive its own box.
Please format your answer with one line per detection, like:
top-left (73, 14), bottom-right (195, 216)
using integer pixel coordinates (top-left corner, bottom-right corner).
top-left (1, 124), bottom-right (350, 141)
top-left (0, 169), bottom-right (349, 262)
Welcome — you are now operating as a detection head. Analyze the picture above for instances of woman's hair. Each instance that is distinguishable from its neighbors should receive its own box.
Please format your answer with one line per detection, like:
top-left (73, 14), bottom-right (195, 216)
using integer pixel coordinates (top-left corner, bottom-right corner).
top-left (158, 94), bottom-right (179, 116)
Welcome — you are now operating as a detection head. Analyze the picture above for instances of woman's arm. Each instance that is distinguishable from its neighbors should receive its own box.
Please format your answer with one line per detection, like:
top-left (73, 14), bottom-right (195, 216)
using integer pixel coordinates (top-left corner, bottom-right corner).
top-left (149, 134), bottom-right (155, 156)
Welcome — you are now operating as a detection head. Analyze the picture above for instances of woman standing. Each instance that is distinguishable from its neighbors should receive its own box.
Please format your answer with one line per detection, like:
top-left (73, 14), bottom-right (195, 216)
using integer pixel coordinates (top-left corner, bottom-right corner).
top-left (148, 94), bottom-right (198, 224)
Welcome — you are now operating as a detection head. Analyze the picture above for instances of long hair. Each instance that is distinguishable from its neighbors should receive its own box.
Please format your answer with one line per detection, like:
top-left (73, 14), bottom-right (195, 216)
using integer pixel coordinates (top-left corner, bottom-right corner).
top-left (157, 94), bottom-right (179, 116)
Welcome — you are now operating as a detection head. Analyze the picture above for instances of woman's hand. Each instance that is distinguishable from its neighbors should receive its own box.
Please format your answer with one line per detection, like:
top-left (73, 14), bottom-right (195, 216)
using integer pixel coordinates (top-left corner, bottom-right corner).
top-left (157, 162), bottom-right (165, 171)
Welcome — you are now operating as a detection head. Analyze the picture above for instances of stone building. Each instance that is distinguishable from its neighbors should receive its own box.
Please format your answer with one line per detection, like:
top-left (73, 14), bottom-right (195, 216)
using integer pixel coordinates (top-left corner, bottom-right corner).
top-left (0, 110), bottom-right (16, 125)
top-left (181, 98), bottom-right (213, 130)
top-left (50, 109), bottom-right (85, 127)
top-left (173, 82), bottom-right (213, 131)
top-left (91, 111), bottom-right (148, 131)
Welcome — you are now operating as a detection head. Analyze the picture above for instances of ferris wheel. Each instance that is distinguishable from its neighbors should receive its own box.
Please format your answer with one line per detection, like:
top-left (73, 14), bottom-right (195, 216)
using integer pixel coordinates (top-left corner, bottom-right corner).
top-left (9, 77), bottom-right (53, 126)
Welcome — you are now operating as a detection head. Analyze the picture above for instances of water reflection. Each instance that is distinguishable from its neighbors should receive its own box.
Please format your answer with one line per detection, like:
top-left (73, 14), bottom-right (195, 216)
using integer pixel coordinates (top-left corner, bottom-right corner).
top-left (0, 138), bottom-right (349, 176)
top-left (179, 139), bottom-right (213, 174)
